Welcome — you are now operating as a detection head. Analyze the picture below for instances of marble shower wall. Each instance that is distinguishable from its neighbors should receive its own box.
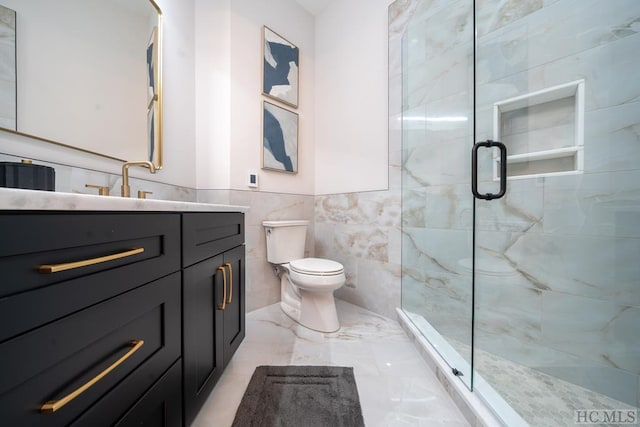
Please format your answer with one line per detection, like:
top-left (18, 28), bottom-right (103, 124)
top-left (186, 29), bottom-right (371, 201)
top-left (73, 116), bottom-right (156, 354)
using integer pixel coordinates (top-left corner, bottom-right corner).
top-left (402, 0), bottom-right (640, 407)
top-left (399, 0), bottom-right (477, 372)
top-left (477, 0), bottom-right (640, 407)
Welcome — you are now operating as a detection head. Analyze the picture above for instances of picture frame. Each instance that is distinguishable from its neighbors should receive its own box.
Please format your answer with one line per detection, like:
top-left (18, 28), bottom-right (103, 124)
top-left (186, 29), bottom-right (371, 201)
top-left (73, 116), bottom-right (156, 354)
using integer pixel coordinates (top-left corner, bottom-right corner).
top-left (262, 26), bottom-right (299, 108)
top-left (146, 26), bottom-right (158, 107)
top-left (262, 100), bottom-right (298, 174)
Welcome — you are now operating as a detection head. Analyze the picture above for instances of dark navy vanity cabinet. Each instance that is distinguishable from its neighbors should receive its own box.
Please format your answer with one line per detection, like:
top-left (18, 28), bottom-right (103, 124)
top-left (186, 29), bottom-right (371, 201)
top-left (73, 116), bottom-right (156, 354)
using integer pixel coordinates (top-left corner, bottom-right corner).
top-left (0, 210), bottom-right (245, 426)
top-left (182, 212), bottom-right (246, 426)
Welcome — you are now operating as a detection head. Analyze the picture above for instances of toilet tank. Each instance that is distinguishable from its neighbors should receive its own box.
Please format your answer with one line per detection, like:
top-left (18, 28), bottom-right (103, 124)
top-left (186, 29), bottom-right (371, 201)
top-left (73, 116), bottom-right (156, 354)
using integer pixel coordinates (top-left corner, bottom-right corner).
top-left (263, 220), bottom-right (309, 264)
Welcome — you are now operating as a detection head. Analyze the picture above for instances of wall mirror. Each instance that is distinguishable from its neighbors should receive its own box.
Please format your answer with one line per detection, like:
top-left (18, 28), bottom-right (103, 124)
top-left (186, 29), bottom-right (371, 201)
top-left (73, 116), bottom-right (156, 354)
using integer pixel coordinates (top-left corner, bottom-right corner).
top-left (0, 0), bottom-right (163, 168)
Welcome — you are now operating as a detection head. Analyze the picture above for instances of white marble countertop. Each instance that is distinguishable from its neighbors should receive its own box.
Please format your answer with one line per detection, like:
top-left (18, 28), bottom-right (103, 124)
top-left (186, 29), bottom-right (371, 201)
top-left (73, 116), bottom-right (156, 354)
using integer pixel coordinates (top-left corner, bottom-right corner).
top-left (0, 187), bottom-right (249, 212)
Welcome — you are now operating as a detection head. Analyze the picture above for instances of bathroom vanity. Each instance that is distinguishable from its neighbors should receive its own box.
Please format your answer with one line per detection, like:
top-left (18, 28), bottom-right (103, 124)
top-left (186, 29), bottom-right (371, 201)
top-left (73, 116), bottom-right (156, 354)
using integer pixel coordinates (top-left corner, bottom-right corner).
top-left (0, 188), bottom-right (246, 426)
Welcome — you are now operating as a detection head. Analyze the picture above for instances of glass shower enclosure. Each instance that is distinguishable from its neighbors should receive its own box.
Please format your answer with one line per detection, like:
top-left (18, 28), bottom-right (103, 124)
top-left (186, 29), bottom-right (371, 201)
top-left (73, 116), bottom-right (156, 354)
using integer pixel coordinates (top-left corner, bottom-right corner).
top-left (400, 1), bottom-right (640, 425)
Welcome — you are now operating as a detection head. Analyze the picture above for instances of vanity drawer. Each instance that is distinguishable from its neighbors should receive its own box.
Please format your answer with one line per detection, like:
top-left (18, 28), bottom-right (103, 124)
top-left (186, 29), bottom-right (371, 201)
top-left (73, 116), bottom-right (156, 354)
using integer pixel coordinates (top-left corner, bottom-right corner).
top-left (0, 211), bottom-right (180, 342)
top-left (80, 359), bottom-right (183, 427)
top-left (182, 212), bottom-right (244, 267)
top-left (0, 271), bottom-right (181, 427)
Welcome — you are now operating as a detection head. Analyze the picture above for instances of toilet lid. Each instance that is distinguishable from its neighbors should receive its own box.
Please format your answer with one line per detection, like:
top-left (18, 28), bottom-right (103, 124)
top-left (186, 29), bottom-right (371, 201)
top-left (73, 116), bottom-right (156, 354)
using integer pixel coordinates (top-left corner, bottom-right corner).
top-left (289, 258), bottom-right (344, 276)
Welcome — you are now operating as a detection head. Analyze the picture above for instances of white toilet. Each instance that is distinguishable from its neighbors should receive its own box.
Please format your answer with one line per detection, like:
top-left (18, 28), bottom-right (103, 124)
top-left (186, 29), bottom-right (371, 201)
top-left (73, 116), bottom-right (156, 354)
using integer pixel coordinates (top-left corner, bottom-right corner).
top-left (263, 220), bottom-right (345, 333)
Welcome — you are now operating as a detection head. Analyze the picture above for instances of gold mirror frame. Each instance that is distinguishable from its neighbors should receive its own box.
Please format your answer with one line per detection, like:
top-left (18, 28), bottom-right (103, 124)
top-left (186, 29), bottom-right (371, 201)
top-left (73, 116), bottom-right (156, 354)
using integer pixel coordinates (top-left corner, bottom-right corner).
top-left (148, 0), bottom-right (163, 169)
top-left (0, 0), bottom-right (163, 169)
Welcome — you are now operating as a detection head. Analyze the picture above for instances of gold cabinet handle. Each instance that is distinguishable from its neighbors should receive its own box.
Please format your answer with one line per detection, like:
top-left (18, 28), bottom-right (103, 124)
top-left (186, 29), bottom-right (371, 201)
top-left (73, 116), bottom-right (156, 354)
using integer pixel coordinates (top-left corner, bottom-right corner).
top-left (224, 262), bottom-right (233, 304)
top-left (41, 340), bottom-right (144, 413)
top-left (38, 248), bottom-right (145, 274)
top-left (216, 266), bottom-right (227, 310)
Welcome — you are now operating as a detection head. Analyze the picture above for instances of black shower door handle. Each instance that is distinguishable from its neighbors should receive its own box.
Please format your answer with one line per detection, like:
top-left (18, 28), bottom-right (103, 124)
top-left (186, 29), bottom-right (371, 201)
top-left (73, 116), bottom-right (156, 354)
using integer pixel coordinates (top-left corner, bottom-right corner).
top-left (471, 140), bottom-right (507, 200)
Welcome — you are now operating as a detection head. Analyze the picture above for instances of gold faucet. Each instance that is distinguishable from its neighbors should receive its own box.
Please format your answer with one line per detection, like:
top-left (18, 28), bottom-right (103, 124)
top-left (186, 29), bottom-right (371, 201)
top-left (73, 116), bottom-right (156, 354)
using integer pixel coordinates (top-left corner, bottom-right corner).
top-left (121, 161), bottom-right (156, 197)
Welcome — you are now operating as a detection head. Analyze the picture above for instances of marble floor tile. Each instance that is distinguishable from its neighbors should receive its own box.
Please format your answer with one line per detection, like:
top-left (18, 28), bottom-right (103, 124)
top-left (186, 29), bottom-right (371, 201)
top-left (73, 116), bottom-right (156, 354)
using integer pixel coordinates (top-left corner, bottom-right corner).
top-left (192, 300), bottom-right (469, 427)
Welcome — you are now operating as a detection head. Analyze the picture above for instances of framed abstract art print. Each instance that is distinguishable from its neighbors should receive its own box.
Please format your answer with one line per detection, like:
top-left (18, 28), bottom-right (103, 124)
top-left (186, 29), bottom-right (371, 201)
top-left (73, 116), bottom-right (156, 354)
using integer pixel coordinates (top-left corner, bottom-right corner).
top-left (262, 100), bottom-right (298, 173)
top-left (262, 26), bottom-right (298, 108)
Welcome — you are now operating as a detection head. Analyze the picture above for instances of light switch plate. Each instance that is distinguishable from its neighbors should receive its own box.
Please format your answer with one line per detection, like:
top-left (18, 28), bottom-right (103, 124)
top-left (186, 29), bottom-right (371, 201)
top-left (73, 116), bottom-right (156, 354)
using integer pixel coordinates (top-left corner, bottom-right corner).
top-left (248, 171), bottom-right (258, 188)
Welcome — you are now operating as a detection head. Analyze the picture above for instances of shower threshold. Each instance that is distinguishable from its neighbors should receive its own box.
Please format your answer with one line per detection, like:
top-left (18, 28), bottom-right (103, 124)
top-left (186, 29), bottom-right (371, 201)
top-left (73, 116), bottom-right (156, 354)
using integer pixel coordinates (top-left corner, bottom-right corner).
top-left (398, 309), bottom-right (639, 427)
top-left (397, 309), bottom-right (525, 427)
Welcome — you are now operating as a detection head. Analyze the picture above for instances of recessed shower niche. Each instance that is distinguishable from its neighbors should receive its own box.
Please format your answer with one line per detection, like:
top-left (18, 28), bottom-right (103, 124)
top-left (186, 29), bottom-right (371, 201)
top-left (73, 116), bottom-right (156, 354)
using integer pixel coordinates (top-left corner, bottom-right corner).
top-left (493, 79), bottom-right (585, 179)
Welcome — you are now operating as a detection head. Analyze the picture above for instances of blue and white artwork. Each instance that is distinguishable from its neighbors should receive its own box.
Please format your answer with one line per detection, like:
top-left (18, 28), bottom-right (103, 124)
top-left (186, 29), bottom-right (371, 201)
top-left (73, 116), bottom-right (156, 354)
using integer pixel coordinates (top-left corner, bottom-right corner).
top-left (147, 101), bottom-right (158, 164)
top-left (263, 26), bottom-right (298, 108)
top-left (146, 26), bottom-right (159, 165)
top-left (146, 26), bottom-right (158, 106)
top-left (263, 101), bottom-right (298, 173)
top-left (0, 5), bottom-right (16, 130)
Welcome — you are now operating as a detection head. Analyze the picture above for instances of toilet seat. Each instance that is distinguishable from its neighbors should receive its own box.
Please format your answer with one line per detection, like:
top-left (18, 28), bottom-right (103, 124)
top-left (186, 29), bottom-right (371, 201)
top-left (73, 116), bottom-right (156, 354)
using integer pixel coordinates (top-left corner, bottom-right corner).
top-left (287, 258), bottom-right (346, 293)
top-left (289, 258), bottom-right (344, 276)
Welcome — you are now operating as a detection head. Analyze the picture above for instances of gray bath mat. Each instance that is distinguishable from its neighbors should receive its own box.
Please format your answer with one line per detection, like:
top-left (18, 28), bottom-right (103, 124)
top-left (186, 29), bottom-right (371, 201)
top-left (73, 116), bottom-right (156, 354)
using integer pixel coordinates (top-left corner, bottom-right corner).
top-left (232, 365), bottom-right (365, 427)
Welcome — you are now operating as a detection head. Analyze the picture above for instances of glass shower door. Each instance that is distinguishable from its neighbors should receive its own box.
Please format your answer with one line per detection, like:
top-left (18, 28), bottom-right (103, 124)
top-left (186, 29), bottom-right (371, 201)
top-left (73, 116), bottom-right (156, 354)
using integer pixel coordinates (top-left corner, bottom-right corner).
top-left (400, 1), bottom-right (475, 388)
top-left (472, 1), bottom-right (640, 425)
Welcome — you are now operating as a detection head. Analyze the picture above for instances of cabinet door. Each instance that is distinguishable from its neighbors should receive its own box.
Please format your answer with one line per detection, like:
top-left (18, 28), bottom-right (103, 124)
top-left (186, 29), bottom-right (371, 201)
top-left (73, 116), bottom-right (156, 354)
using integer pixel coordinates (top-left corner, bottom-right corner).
top-left (113, 360), bottom-right (182, 427)
top-left (182, 254), bottom-right (225, 426)
top-left (221, 245), bottom-right (245, 367)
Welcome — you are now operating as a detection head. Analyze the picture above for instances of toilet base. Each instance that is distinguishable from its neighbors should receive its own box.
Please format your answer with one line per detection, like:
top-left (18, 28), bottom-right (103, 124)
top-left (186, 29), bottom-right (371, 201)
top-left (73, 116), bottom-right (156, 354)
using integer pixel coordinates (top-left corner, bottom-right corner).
top-left (279, 269), bottom-right (340, 333)
top-left (299, 289), bottom-right (340, 333)
top-left (280, 295), bottom-right (340, 333)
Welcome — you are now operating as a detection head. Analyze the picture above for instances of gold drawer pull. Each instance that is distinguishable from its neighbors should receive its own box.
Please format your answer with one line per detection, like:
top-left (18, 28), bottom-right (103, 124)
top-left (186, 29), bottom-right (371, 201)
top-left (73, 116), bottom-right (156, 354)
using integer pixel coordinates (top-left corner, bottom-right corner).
top-left (38, 248), bottom-right (145, 273)
top-left (41, 340), bottom-right (144, 413)
top-left (224, 262), bottom-right (233, 304)
top-left (216, 266), bottom-right (227, 310)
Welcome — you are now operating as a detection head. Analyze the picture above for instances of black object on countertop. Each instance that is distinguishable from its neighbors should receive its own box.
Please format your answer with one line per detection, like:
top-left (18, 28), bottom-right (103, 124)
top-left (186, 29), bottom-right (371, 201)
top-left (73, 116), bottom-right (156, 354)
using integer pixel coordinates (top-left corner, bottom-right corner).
top-left (0, 161), bottom-right (55, 191)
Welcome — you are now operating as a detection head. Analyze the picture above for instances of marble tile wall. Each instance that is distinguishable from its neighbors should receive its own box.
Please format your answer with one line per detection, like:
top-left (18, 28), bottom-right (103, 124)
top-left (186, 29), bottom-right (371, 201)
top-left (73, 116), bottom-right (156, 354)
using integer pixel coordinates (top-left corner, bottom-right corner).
top-left (314, 190), bottom-right (402, 320)
top-left (477, 0), bottom-right (640, 407)
top-left (402, 0), bottom-right (640, 408)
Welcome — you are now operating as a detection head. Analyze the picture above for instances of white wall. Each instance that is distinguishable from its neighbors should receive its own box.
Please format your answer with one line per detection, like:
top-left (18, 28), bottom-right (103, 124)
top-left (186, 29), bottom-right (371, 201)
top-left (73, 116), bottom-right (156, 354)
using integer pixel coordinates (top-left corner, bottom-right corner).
top-left (314, 0), bottom-right (392, 195)
top-left (229, 0), bottom-right (315, 194)
top-left (195, 0), bottom-right (394, 196)
top-left (195, 0), bottom-right (231, 189)
top-left (194, 0), bottom-right (315, 195)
